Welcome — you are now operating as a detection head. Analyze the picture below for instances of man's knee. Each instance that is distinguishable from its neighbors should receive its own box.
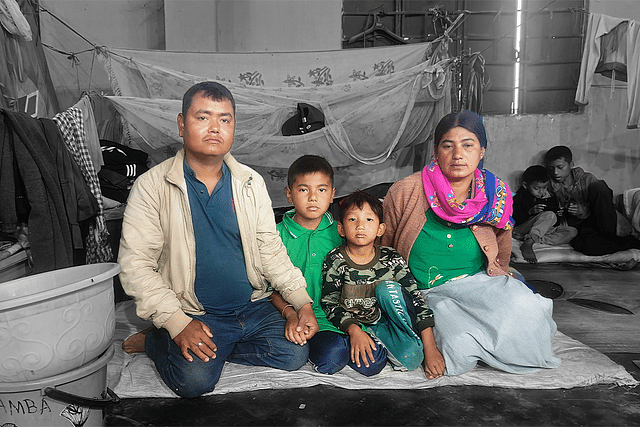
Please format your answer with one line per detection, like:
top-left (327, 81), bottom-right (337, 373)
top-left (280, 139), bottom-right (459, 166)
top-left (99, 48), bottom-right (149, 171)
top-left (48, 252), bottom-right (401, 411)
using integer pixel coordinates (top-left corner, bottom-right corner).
top-left (278, 341), bottom-right (310, 371)
top-left (166, 359), bottom-right (223, 398)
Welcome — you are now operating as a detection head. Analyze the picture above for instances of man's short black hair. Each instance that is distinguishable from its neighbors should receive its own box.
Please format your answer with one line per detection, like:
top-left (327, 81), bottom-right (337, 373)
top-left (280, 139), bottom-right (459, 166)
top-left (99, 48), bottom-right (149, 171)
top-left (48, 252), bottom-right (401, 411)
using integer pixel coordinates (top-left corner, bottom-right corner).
top-left (287, 155), bottom-right (334, 188)
top-left (338, 190), bottom-right (383, 224)
top-left (522, 165), bottom-right (550, 185)
top-left (182, 81), bottom-right (236, 118)
top-left (544, 145), bottom-right (573, 164)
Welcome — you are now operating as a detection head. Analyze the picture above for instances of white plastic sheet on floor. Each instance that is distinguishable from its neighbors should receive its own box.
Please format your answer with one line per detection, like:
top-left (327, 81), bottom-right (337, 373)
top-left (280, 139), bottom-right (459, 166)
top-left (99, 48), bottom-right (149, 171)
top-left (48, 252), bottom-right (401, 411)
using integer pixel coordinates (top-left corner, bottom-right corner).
top-left (97, 42), bottom-right (452, 206)
top-left (108, 301), bottom-right (638, 398)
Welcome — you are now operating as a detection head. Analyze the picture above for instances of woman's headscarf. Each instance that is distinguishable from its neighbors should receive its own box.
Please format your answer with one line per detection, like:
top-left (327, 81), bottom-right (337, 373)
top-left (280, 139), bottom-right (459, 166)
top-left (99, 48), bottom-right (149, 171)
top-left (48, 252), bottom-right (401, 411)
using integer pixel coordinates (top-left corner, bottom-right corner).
top-left (422, 110), bottom-right (514, 230)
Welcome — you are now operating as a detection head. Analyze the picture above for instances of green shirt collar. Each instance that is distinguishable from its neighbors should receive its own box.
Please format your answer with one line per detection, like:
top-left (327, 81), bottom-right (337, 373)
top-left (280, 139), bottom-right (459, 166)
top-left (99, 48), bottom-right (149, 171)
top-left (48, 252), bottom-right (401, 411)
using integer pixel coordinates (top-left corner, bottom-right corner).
top-left (280, 209), bottom-right (335, 238)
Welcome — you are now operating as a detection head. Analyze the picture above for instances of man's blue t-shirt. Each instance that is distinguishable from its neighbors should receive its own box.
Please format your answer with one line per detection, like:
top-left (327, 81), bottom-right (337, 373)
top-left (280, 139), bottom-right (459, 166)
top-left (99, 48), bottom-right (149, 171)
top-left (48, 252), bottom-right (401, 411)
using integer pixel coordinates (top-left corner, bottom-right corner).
top-left (184, 161), bottom-right (253, 313)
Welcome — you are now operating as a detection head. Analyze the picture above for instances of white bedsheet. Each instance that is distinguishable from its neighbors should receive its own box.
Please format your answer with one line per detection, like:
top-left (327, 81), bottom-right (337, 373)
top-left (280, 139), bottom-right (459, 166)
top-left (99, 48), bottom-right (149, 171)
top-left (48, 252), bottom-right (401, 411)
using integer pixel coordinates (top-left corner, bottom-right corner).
top-left (108, 301), bottom-right (638, 399)
top-left (511, 238), bottom-right (640, 269)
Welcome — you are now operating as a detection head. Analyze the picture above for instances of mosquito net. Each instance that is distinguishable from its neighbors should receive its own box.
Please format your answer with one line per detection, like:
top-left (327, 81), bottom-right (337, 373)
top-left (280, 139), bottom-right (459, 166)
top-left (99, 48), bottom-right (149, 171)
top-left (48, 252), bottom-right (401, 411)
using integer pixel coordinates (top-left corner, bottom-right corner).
top-left (98, 41), bottom-right (452, 206)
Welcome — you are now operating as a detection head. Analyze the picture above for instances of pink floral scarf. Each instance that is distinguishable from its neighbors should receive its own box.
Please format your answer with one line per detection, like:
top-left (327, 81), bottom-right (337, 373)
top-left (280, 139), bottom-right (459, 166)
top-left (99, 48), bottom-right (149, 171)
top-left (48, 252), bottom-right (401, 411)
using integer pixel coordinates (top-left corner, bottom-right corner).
top-left (422, 156), bottom-right (513, 229)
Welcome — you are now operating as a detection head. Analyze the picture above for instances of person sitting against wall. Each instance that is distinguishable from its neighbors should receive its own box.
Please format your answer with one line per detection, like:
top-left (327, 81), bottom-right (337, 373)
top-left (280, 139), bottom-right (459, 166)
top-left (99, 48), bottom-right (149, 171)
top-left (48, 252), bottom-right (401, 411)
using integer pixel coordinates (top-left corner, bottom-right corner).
top-left (381, 110), bottom-right (560, 376)
top-left (118, 81), bottom-right (318, 398)
top-left (544, 145), bottom-right (640, 256)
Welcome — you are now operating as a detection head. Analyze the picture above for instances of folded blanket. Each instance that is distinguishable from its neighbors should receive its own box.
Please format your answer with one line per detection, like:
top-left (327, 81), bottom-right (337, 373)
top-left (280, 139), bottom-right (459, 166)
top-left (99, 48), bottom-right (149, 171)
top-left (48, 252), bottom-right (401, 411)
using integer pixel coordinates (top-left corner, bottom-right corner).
top-left (108, 301), bottom-right (638, 398)
top-left (623, 188), bottom-right (640, 239)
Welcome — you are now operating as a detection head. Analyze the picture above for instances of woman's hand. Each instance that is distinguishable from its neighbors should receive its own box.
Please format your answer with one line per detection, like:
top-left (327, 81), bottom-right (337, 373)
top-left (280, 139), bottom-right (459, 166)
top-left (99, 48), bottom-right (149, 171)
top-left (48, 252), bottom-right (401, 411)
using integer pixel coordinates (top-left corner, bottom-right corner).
top-left (346, 324), bottom-right (376, 368)
top-left (421, 327), bottom-right (445, 380)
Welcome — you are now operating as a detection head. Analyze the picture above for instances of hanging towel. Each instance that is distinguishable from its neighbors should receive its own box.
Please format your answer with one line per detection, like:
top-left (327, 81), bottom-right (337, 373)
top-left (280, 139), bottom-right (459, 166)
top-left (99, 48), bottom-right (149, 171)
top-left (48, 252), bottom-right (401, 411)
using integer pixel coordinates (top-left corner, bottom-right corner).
top-left (73, 95), bottom-right (104, 172)
top-left (0, 0), bottom-right (32, 40)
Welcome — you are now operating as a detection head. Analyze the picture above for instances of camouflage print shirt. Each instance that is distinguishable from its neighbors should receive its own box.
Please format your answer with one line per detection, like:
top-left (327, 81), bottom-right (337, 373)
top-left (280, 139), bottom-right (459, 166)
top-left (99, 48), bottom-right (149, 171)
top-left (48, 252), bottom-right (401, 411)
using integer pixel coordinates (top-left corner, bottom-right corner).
top-left (321, 245), bottom-right (434, 333)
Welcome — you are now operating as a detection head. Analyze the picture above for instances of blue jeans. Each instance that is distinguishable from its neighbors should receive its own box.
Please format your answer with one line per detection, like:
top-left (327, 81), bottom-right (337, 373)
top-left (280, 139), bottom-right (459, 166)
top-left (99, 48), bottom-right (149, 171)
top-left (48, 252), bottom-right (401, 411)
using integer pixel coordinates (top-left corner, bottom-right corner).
top-left (308, 330), bottom-right (388, 376)
top-left (145, 299), bottom-right (309, 398)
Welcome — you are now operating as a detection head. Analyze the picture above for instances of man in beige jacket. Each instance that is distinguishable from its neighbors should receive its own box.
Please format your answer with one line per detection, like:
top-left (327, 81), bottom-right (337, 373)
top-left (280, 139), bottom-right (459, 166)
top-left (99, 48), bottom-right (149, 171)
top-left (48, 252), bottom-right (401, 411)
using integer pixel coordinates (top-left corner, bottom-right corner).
top-left (119, 82), bottom-right (317, 398)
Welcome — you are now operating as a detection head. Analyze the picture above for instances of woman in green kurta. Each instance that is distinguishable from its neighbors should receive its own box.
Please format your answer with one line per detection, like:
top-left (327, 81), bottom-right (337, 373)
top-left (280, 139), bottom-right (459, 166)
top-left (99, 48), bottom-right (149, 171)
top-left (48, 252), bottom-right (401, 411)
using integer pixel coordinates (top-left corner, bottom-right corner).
top-left (382, 110), bottom-right (560, 376)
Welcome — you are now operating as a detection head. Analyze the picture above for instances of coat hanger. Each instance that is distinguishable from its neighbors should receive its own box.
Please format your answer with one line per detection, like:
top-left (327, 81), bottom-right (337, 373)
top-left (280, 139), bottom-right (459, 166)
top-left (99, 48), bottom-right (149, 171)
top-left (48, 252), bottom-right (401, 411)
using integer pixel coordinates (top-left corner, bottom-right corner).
top-left (348, 11), bottom-right (408, 45)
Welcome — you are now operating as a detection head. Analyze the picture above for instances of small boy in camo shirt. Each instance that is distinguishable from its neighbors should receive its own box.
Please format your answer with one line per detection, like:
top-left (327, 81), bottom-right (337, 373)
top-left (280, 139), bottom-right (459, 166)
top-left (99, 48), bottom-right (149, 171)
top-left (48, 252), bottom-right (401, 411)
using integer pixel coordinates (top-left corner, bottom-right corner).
top-left (320, 190), bottom-right (443, 375)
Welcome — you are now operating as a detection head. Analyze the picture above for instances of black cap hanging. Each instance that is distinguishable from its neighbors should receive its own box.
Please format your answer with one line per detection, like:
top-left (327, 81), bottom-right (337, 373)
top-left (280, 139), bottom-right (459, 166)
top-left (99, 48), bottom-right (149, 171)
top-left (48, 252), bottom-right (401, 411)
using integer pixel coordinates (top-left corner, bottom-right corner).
top-left (281, 103), bottom-right (325, 136)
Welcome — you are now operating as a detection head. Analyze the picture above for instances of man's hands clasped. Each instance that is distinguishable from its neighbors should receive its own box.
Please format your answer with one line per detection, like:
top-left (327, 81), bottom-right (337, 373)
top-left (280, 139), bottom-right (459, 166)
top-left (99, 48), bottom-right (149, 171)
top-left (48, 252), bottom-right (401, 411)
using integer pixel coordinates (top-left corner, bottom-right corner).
top-left (283, 302), bottom-right (319, 345)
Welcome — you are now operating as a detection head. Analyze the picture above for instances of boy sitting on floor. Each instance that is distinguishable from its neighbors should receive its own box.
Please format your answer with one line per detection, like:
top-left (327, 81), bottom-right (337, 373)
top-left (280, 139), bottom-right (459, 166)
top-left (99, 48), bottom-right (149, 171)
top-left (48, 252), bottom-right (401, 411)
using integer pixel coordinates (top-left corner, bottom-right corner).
top-left (544, 145), bottom-right (640, 256)
top-left (270, 155), bottom-right (387, 376)
top-left (513, 165), bottom-right (578, 263)
top-left (321, 190), bottom-right (445, 379)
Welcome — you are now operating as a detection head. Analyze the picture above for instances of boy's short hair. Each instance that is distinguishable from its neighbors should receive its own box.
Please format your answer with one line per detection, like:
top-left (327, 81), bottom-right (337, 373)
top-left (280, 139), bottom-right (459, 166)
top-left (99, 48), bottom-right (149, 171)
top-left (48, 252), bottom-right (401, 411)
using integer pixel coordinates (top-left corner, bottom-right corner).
top-left (544, 145), bottom-right (573, 164)
top-left (287, 155), bottom-right (334, 188)
top-left (182, 81), bottom-right (236, 118)
top-left (338, 190), bottom-right (383, 224)
top-left (522, 165), bottom-right (550, 185)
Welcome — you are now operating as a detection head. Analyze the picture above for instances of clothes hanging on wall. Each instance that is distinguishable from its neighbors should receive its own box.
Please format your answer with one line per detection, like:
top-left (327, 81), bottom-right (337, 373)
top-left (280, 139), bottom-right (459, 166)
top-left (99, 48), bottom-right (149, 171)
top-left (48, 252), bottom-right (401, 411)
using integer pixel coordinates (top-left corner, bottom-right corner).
top-left (0, 0), bottom-right (32, 40)
top-left (0, 109), bottom-right (74, 272)
top-left (0, 0), bottom-right (59, 116)
top-left (594, 21), bottom-right (628, 82)
top-left (53, 107), bottom-right (112, 264)
top-left (458, 52), bottom-right (487, 114)
top-left (40, 117), bottom-right (98, 250)
top-left (98, 139), bottom-right (149, 203)
top-left (575, 13), bottom-right (640, 129)
top-left (73, 94), bottom-right (104, 172)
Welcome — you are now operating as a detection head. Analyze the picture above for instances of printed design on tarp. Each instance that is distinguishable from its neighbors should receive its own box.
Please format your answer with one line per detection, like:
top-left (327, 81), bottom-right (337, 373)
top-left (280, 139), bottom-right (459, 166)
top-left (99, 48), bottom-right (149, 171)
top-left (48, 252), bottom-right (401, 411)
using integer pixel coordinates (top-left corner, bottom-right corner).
top-left (267, 169), bottom-right (287, 182)
top-left (349, 70), bottom-right (369, 81)
top-left (309, 66), bottom-right (333, 86)
top-left (374, 60), bottom-right (395, 76)
top-left (239, 71), bottom-right (264, 86)
top-left (283, 75), bottom-right (305, 87)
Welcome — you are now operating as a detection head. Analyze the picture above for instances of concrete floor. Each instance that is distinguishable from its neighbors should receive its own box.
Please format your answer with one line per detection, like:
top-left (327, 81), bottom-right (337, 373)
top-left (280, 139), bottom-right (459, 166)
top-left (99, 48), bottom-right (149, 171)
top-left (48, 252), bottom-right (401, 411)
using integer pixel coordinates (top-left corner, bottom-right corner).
top-left (105, 263), bottom-right (640, 427)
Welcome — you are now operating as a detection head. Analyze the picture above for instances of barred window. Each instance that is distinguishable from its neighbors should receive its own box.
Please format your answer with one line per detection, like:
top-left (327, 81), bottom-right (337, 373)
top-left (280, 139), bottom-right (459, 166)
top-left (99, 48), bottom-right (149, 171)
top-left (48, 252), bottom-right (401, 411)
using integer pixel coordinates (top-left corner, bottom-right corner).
top-left (342, 0), bottom-right (586, 114)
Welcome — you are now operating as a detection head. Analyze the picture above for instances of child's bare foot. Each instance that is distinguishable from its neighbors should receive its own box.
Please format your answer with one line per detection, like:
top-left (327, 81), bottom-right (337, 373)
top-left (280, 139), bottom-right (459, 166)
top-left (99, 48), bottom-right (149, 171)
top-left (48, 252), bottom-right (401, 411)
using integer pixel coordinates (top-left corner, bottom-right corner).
top-left (521, 238), bottom-right (537, 264)
top-left (122, 327), bottom-right (153, 354)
